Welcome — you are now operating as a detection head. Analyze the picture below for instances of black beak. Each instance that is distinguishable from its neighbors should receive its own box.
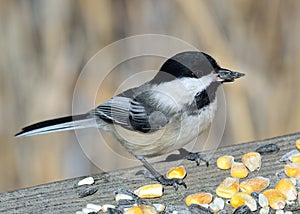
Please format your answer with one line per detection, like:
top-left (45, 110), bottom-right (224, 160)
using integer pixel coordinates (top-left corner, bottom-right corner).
top-left (217, 69), bottom-right (245, 82)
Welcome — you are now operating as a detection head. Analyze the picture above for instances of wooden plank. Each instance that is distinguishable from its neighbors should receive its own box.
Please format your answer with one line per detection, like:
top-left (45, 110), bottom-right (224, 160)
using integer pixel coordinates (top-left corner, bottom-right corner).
top-left (1, 132), bottom-right (300, 213)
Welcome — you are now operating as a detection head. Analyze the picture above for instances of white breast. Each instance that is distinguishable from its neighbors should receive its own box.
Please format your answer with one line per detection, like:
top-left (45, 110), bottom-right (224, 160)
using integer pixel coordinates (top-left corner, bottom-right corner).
top-left (111, 98), bottom-right (217, 157)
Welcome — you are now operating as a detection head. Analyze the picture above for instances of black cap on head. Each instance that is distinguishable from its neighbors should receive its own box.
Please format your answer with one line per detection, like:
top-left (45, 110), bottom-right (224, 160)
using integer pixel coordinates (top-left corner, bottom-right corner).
top-left (151, 51), bottom-right (220, 84)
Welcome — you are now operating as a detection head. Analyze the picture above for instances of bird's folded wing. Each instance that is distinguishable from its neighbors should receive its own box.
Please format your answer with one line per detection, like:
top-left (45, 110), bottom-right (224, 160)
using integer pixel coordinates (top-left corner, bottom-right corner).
top-left (93, 96), bottom-right (168, 133)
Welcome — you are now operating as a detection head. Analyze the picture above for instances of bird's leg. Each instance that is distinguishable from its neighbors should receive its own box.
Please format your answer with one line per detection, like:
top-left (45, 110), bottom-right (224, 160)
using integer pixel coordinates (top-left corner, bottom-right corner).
top-left (136, 156), bottom-right (187, 190)
top-left (184, 152), bottom-right (209, 167)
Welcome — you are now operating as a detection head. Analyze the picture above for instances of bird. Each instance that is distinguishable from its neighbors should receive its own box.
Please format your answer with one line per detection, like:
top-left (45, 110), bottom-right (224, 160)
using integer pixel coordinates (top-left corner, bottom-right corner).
top-left (15, 51), bottom-right (245, 189)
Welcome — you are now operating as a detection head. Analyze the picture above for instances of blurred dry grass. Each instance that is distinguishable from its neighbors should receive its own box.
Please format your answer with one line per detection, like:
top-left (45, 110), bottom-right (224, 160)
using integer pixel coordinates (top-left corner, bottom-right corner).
top-left (0, 0), bottom-right (300, 193)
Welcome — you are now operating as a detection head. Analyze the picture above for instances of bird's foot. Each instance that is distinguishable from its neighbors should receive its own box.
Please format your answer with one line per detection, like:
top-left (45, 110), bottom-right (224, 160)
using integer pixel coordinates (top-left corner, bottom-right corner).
top-left (185, 152), bottom-right (209, 167)
top-left (156, 175), bottom-right (187, 190)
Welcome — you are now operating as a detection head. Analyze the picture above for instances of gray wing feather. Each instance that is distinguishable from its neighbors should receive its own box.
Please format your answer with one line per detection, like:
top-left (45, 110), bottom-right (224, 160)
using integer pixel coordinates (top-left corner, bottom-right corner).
top-left (93, 95), bottom-right (169, 132)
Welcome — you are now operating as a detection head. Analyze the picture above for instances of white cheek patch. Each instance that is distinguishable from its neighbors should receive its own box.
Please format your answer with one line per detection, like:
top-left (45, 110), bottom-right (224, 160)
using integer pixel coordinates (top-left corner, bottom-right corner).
top-left (152, 72), bottom-right (217, 109)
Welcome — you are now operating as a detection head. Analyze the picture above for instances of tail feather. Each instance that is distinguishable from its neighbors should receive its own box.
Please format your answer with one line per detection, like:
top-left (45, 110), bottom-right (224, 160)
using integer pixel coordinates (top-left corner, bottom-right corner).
top-left (15, 113), bottom-right (96, 137)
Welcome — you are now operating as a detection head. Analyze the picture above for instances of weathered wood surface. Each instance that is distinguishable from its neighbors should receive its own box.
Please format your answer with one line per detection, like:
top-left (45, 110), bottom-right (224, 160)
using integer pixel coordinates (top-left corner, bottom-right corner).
top-left (1, 133), bottom-right (300, 213)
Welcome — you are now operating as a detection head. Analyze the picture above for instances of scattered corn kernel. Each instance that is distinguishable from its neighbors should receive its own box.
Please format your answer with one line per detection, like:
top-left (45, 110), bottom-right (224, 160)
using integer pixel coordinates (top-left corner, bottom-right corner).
top-left (280, 150), bottom-right (299, 162)
top-left (166, 166), bottom-right (186, 179)
top-left (240, 176), bottom-right (270, 194)
top-left (153, 204), bottom-right (165, 212)
top-left (216, 177), bottom-right (239, 198)
top-left (242, 152), bottom-right (261, 172)
top-left (259, 207), bottom-right (270, 214)
top-left (115, 193), bottom-right (133, 202)
top-left (134, 184), bottom-right (163, 199)
top-left (124, 206), bottom-right (143, 214)
top-left (209, 197), bottom-right (225, 212)
top-left (258, 193), bottom-right (269, 208)
top-left (284, 162), bottom-right (300, 178)
top-left (230, 192), bottom-right (257, 211)
top-left (77, 176), bottom-right (94, 186)
top-left (139, 204), bottom-right (158, 214)
top-left (289, 153), bottom-right (300, 163)
top-left (217, 155), bottom-right (234, 170)
top-left (185, 192), bottom-right (213, 206)
top-left (296, 139), bottom-right (300, 150)
top-left (231, 162), bottom-right (248, 178)
top-left (275, 178), bottom-right (297, 201)
top-left (263, 189), bottom-right (286, 210)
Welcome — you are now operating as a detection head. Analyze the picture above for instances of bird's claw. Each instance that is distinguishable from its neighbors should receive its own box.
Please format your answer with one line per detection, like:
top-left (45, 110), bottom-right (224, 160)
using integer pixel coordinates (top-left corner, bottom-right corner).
top-left (156, 175), bottom-right (187, 190)
top-left (185, 152), bottom-right (209, 167)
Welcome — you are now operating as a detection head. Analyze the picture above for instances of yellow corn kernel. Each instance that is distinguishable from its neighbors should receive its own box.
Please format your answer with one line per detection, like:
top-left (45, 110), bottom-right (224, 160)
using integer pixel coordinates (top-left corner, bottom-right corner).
top-left (263, 189), bottom-right (286, 210)
top-left (230, 192), bottom-right (257, 211)
top-left (217, 155), bottom-right (234, 170)
top-left (242, 152), bottom-right (261, 172)
top-left (139, 204), bottom-right (158, 214)
top-left (134, 184), bottom-right (163, 198)
top-left (166, 166), bottom-right (187, 179)
top-left (284, 162), bottom-right (300, 178)
top-left (124, 206), bottom-right (143, 214)
top-left (289, 153), bottom-right (300, 163)
top-left (185, 192), bottom-right (213, 206)
top-left (216, 177), bottom-right (239, 198)
top-left (231, 162), bottom-right (248, 178)
top-left (275, 178), bottom-right (297, 201)
top-left (240, 176), bottom-right (270, 194)
top-left (296, 139), bottom-right (300, 150)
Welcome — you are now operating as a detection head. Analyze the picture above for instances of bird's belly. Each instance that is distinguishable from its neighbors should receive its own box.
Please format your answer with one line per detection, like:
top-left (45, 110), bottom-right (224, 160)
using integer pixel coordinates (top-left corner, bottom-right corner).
top-left (113, 100), bottom-right (217, 158)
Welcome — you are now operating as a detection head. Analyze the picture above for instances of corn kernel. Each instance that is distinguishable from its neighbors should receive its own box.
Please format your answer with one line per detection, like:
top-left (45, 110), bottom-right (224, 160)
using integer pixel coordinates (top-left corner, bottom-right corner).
top-left (258, 193), bottom-right (269, 208)
top-left (134, 184), bottom-right (163, 198)
top-left (263, 189), bottom-right (286, 210)
top-left (124, 206), bottom-right (143, 214)
top-left (185, 192), bottom-right (213, 206)
top-left (209, 197), bottom-right (224, 212)
top-left (216, 177), bottom-right (239, 198)
top-left (153, 204), bottom-right (165, 212)
top-left (166, 166), bottom-right (186, 179)
top-left (139, 204), bottom-right (157, 214)
top-left (280, 150), bottom-right (299, 162)
top-left (284, 162), bottom-right (300, 178)
top-left (275, 178), bottom-right (297, 201)
top-left (217, 155), bottom-right (234, 170)
top-left (240, 176), bottom-right (270, 194)
top-left (289, 153), bottom-right (300, 163)
top-left (242, 152), bottom-right (261, 172)
top-left (296, 139), bottom-right (300, 150)
top-left (230, 192), bottom-right (257, 211)
top-left (231, 162), bottom-right (248, 178)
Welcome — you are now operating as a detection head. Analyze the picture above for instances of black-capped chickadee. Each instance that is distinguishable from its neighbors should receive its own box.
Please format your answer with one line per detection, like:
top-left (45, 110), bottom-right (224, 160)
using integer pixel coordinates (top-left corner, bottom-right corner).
top-left (15, 51), bottom-right (244, 189)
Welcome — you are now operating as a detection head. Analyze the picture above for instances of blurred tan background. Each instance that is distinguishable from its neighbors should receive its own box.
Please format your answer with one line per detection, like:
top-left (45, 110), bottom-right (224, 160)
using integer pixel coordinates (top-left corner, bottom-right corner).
top-left (1, 0), bottom-right (300, 193)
